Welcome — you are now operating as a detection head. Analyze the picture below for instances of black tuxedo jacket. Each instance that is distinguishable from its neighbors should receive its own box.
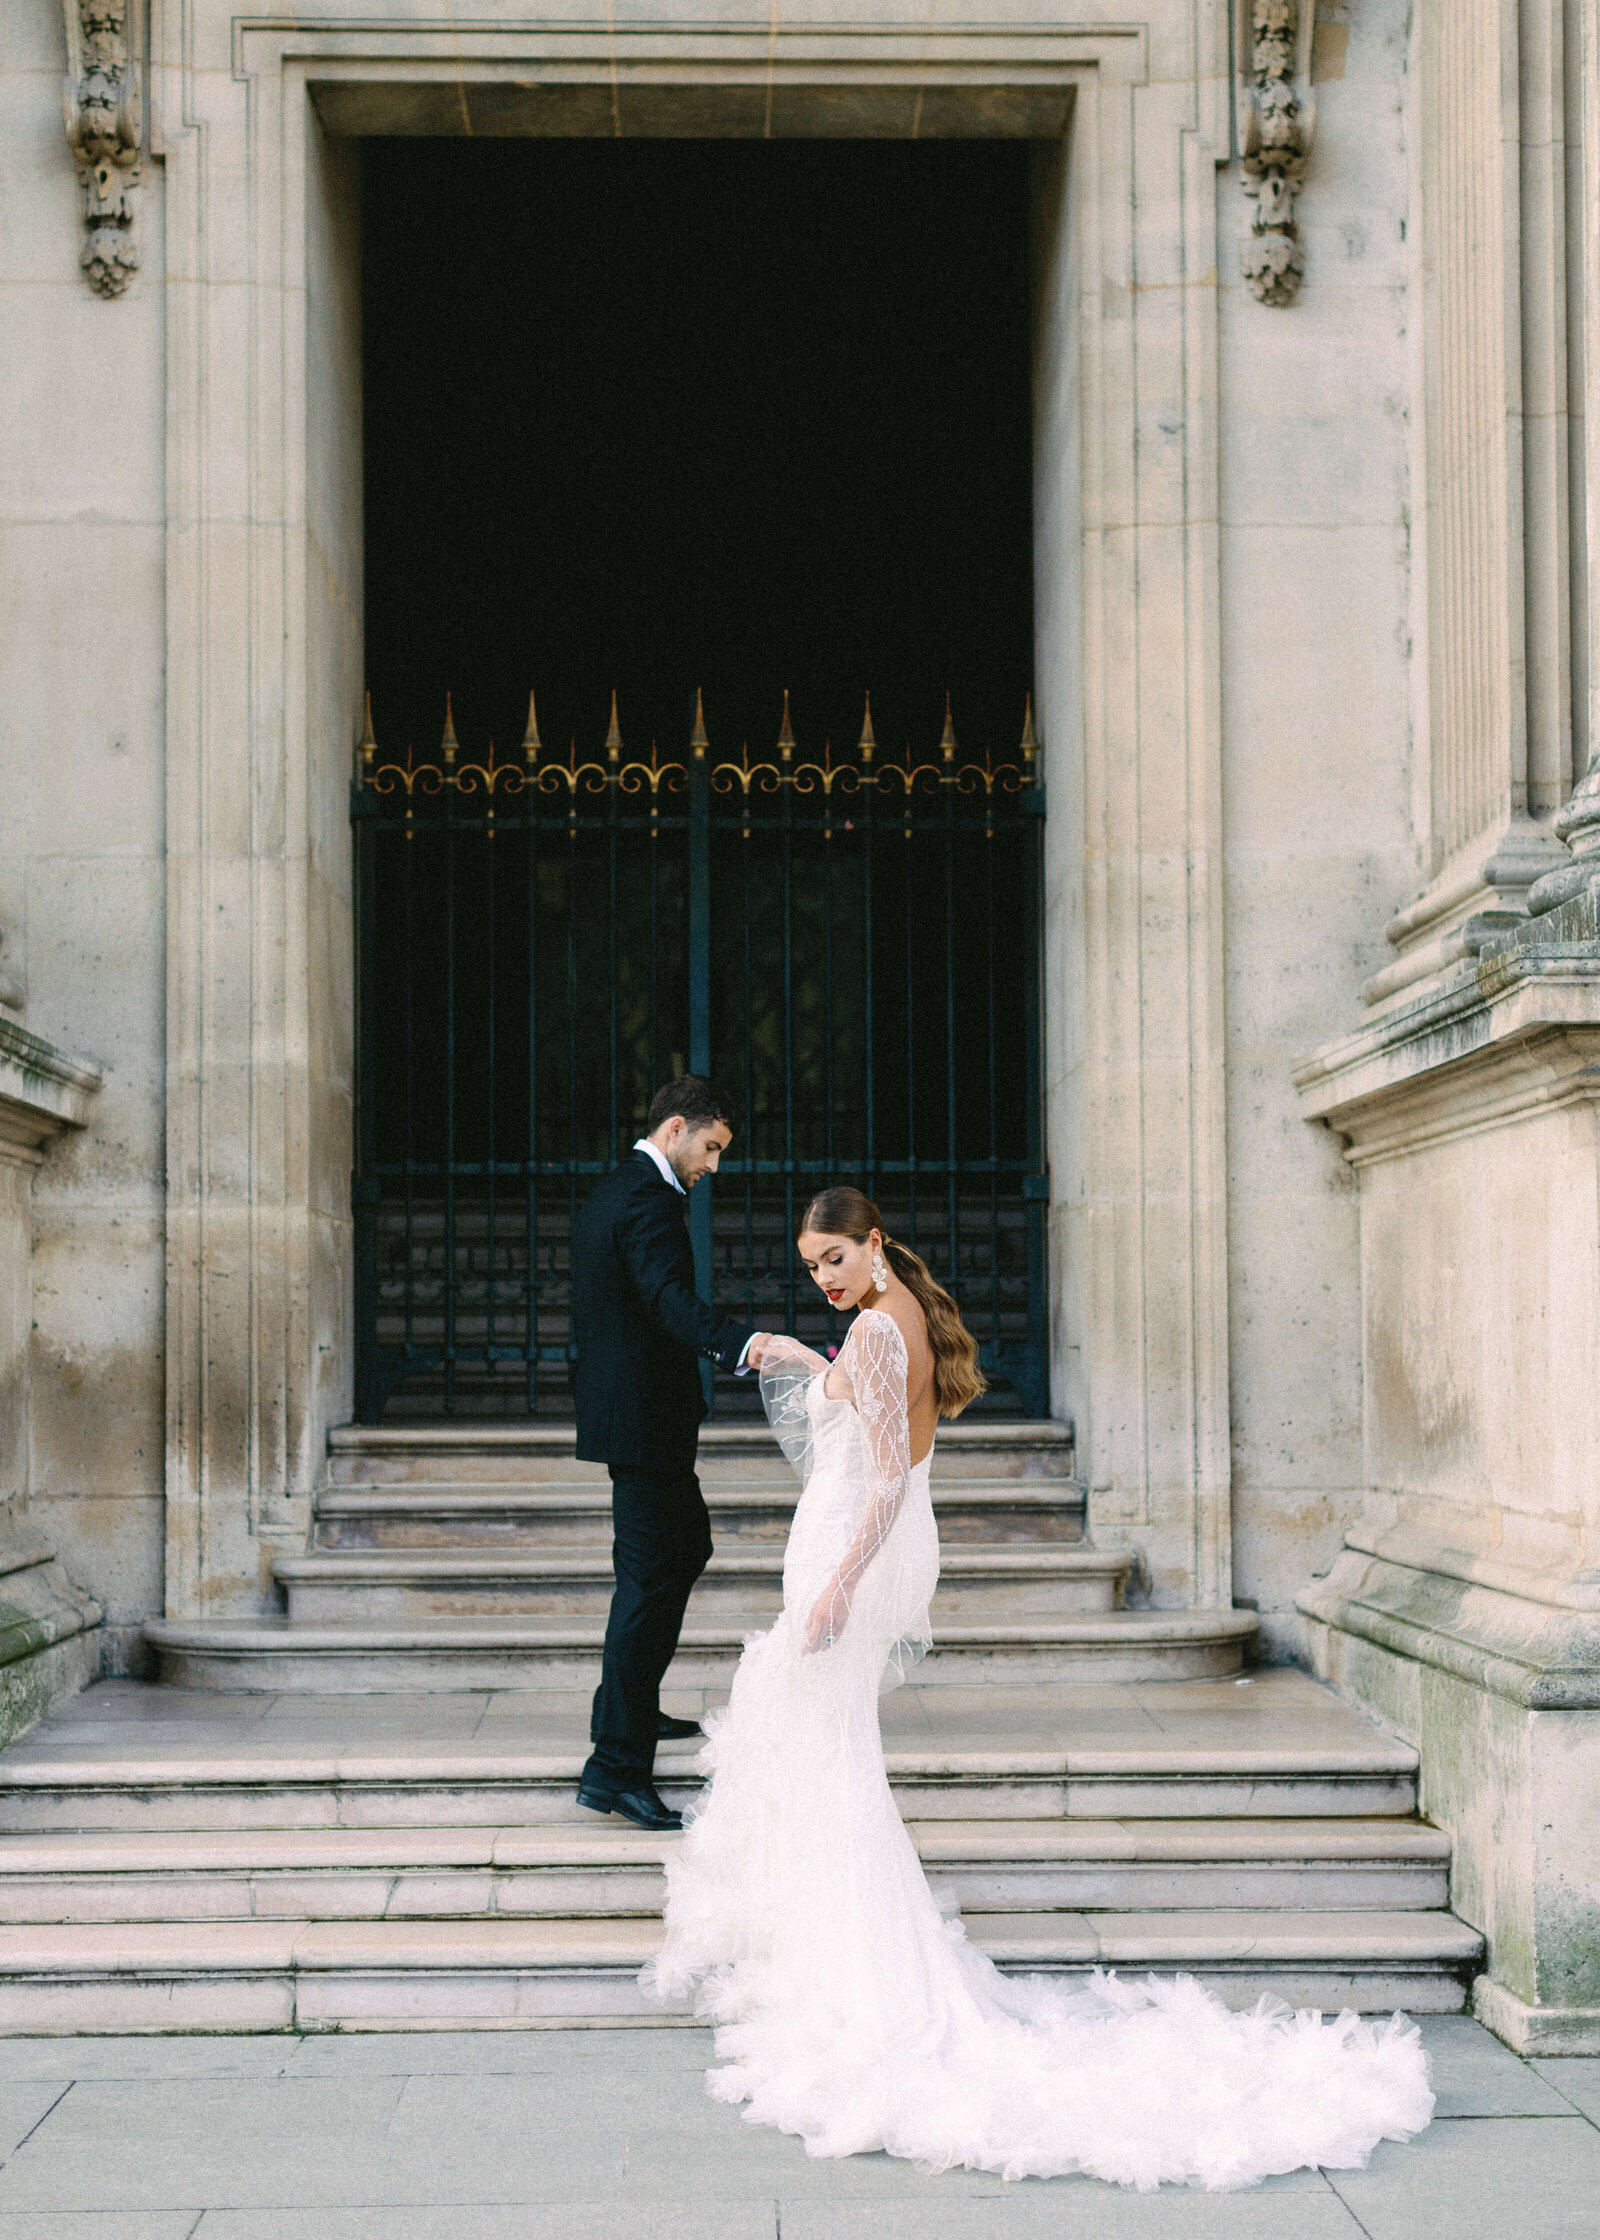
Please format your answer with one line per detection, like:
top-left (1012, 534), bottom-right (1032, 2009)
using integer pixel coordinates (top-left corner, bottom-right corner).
top-left (571, 1152), bottom-right (756, 1470)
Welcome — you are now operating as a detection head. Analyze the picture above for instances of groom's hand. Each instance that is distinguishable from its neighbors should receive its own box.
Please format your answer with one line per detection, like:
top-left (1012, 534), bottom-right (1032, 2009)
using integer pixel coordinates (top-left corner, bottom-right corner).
top-left (743, 1332), bottom-right (777, 1371)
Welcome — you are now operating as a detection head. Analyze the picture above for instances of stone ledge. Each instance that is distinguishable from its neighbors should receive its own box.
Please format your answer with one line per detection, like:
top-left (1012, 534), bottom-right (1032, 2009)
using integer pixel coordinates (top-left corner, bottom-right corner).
top-left (1298, 1551), bottom-right (1600, 1711)
top-left (0, 1017), bottom-right (101, 1157)
top-left (1473, 1973), bottom-right (1600, 2056)
top-left (0, 1630), bottom-right (103, 1755)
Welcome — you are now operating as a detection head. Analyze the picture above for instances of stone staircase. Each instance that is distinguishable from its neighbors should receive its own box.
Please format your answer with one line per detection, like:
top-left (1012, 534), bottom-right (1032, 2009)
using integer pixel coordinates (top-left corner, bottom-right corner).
top-left (143, 1422), bottom-right (1258, 1689)
top-left (0, 1420), bottom-right (1483, 2031)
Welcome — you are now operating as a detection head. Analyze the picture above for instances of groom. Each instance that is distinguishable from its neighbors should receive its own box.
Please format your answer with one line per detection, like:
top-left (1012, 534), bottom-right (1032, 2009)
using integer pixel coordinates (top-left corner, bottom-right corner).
top-left (572, 1076), bottom-right (772, 1832)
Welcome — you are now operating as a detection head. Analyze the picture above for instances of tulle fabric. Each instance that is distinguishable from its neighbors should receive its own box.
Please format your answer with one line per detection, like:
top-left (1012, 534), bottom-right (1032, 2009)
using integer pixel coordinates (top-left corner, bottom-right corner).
top-left (644, 1313), bottom-right (1434, 2189)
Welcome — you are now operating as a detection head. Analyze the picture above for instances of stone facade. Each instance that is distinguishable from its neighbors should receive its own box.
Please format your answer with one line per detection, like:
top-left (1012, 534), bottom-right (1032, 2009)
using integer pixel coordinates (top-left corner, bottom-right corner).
top-left (0, 971), bottom-right (105, 1741)
top-left (1, 0), bottom-right (1599, 2044)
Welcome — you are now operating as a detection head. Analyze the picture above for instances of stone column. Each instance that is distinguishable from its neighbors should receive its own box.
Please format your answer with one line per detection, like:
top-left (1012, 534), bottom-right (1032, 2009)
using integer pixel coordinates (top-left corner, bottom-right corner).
top-left (0, 974), bottom-right (105, 1744)
top-left (1294, 758), bottom-right (1600, 2051)
top-left (1364, 0), bottom-right (1574, 1013)
top-left (157, 21), bottom-right (361, 1620)
top-left (1288, 3), bottom-right (1600, 2054)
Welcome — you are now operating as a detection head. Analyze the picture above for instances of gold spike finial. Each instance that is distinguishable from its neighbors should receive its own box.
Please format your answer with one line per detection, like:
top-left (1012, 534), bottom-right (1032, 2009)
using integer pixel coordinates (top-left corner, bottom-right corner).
top-left (441, 693), bottom-right (459, 764)
top-left (522, 690), bottom-right (542, 764)
top-left (940, 692), bottom-right (957, 763)
top-left (605, 690), bottom-right (622, 761)
top-left (857, 691), bottom-right (876, 763)
top-left (358, 691), bottom-right (377, 771)
top-left (1020, 692), bottom-right (1038, 767)
top-left (691, 687), bottom-right (709, 757)
top-left (778, 688), bottom-right (795, 759)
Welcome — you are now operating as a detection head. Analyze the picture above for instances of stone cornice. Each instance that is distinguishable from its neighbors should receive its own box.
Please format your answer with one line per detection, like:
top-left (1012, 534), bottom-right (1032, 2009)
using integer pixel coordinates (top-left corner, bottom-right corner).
top-left (1294, 937), bottom-right (1600, 1162)
top-left (0, 1018), bottom-right (103, 1159)
top-left (1300, 1550), bottom-right (1600, 1709)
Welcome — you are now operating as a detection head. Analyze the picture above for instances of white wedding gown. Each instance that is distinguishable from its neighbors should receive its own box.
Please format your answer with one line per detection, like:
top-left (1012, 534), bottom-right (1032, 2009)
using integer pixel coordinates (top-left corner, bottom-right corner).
top-left (644, 1309), bottom-right (1434, 2189)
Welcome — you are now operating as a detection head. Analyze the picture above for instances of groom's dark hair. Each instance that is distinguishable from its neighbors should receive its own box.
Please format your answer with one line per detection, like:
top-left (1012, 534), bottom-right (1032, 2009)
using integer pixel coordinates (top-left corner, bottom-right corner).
top-left (646, 1075), bottom-right (732, 1136)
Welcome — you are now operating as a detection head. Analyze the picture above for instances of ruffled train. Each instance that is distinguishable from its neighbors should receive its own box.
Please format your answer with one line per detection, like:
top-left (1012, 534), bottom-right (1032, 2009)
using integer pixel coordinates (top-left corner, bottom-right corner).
top-left (644, 1460), bottom-right (1433, 2188)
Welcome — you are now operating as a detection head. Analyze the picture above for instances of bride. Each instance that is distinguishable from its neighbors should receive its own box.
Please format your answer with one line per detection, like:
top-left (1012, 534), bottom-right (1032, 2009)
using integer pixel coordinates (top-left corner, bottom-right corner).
top-left (644, 1186), bottom-right (1434, 2189)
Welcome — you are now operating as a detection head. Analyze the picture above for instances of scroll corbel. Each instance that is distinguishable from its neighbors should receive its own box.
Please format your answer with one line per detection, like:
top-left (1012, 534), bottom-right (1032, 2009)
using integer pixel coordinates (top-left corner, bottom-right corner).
top-left (61, 2), bottom-right (143, 297)
top-left (1236, 0), bottom-right (1316, 306)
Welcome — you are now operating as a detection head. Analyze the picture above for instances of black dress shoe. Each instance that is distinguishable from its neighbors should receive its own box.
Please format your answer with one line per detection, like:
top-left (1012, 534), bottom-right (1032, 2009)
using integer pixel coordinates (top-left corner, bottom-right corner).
top-left (577, 1779), bottom-right (684, 1833)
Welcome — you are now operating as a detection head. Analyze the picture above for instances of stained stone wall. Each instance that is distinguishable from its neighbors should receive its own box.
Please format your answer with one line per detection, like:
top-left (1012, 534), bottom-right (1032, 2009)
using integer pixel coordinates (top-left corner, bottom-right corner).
top-left (3, 0), bottom-right (1594, 1813)
top-left (0, 2), bottom-right (168, 1672)
top-left (1294, 0), bottom-right (1600, 2050)
top-left (0, 0), bottom-right (1428, 1655)
top-left (1219, 0), bottom-right (1415, 1655)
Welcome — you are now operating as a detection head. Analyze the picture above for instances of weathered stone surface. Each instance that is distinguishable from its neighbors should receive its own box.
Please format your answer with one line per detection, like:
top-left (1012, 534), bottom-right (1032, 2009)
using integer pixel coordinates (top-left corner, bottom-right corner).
top-left (1297, 924), bottom-right (1600, 2051)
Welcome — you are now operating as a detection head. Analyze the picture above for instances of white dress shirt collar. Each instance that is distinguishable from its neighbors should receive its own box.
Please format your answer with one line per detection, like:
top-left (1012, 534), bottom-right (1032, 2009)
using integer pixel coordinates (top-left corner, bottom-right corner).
top-left (634, 1136), bottom-right (686, 1196)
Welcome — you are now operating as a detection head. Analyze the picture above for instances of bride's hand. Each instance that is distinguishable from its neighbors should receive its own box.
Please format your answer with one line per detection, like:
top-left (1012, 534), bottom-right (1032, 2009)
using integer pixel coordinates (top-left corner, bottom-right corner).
top-left (802, 1588), bottom-right (843, 1655)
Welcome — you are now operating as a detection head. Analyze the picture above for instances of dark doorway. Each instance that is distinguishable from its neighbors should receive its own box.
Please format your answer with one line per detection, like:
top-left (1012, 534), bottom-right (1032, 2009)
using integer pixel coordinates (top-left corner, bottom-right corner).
top-left (357, 138), bottom-right (1044, 1420)
top-left (362, 138), bottom-right (1034, 777)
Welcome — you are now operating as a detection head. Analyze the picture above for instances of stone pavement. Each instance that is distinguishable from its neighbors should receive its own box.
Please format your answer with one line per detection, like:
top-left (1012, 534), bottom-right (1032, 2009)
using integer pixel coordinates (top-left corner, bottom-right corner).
top-left (0, 2018), bottom-right (1596, 2238)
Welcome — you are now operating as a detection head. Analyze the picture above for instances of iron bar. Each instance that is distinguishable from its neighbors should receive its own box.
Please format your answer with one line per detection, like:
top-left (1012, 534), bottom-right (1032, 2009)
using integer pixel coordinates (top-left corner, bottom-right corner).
top-left (741, 770), bottom-right (755, 1336)
top-left (565, 767), bottom-right (579, 1393)
top-left (943, 703), bottom-right (959, 1300)
top-left (606, 697), bottom-right (620, 1168)
top-left (903, 761), bottom-right (918, 1260)
top-left (780, 696), bottom-right (796, 1336)
top-left (442, 709), bottom-right (458, 1413)
top-left (861, 699), bottom-right (876, 1212)
top-left (485, 774), bottom-right (499, 1390)
top-left (687, 710), bottom-right (714, 1406)
top-left (986, 787), bottom-right (1001, 1348)
top-left (525, 757), bottom-right (540, 1410)
top-left (403, 801), bottom-right (418, 1381)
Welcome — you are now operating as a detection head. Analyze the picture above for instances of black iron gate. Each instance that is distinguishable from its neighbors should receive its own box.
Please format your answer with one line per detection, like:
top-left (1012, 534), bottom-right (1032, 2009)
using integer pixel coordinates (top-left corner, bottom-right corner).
top-left (352, 688), bottom-right (1049, 1421)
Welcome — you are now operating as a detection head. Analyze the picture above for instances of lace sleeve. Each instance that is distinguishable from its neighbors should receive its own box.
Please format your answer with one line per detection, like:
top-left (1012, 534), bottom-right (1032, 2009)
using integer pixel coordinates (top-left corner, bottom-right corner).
top-left (801, 1310), bottom-right (912, 1654)
top-left (758, 1335), bottom-right (832, 1376)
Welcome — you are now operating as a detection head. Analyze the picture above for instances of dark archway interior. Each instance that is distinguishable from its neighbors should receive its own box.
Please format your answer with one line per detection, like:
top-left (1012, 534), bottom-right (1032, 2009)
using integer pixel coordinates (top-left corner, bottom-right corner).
top-left (356, 138), bottom-right (1045, 1416)
top-left (361, 138), bottom-right (1035, 762)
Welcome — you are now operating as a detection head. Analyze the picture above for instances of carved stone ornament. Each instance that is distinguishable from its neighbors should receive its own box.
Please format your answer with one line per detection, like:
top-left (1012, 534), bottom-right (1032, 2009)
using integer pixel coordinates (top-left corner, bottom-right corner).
top-left (1236, 0), bottom-right (1316, 306)
top-left (1525, 749), bottom-right (1600, 918)
top-left (61, 1), bottom-right (142, 297)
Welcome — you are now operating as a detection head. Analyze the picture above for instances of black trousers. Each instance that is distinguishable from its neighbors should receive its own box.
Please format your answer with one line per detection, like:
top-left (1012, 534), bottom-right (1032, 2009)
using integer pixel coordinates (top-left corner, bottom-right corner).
top-left (582, 1464), bottom-right (713, 1790)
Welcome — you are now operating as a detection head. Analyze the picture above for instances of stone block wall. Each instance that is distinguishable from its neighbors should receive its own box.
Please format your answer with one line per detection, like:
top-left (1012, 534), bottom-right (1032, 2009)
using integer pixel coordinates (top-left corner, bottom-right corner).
top-left (1220, 0), bottom-right (1416, 1654)
top-left (0, 3), bottom-right (168, 1672)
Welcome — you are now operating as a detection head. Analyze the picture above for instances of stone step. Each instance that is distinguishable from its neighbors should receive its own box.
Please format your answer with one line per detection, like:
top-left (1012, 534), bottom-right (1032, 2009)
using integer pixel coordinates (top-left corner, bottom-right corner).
top-left (141, 1609), bottom-right (1260, 1691)
top-left (271, 1546), bottom-right (1130, 1622)
top-left (312, 1481), bottom-right (1086, 1550)
top-left (0, 1908), bottom-right (1483, 2031)
top-left (327, 1419), bottom-right (1079, 1488)
top-left (0, 1734), bottom-right (1418, 1834)
top-left (0, 1817), bottom-right (1453, 1923)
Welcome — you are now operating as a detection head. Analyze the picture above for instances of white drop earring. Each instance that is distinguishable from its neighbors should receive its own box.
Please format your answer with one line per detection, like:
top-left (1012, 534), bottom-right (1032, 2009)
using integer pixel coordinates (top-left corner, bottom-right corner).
top-left (871, 1248), bottom-right (889, 1293)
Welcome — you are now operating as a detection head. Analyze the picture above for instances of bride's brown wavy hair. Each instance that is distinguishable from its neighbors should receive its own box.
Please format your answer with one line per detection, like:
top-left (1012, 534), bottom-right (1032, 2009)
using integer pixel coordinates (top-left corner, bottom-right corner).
top-left (800, 1187), bottom-right (986, 1419)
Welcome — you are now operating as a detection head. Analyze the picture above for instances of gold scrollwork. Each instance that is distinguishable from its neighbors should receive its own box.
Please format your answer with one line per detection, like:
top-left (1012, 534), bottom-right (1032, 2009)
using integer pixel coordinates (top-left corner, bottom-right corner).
top-left (954, 750), bottom-right (1025, 798)
top-left (357, 688), bottom-right (1040, 807)
top-left (536, 745), bottom-right (610, 797)
top-left (711, 744), bottom-right (783, 797)
top-left (617, 742), bottom-right (687, 796)
top-left (788, 741), bottom-right (862, 798)
top-left (872, 748), bottom-right (946, 797)
top-left (453, 742), bottom-right (531, 798)
top-left (368, 746), bottom-right (448, 798)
